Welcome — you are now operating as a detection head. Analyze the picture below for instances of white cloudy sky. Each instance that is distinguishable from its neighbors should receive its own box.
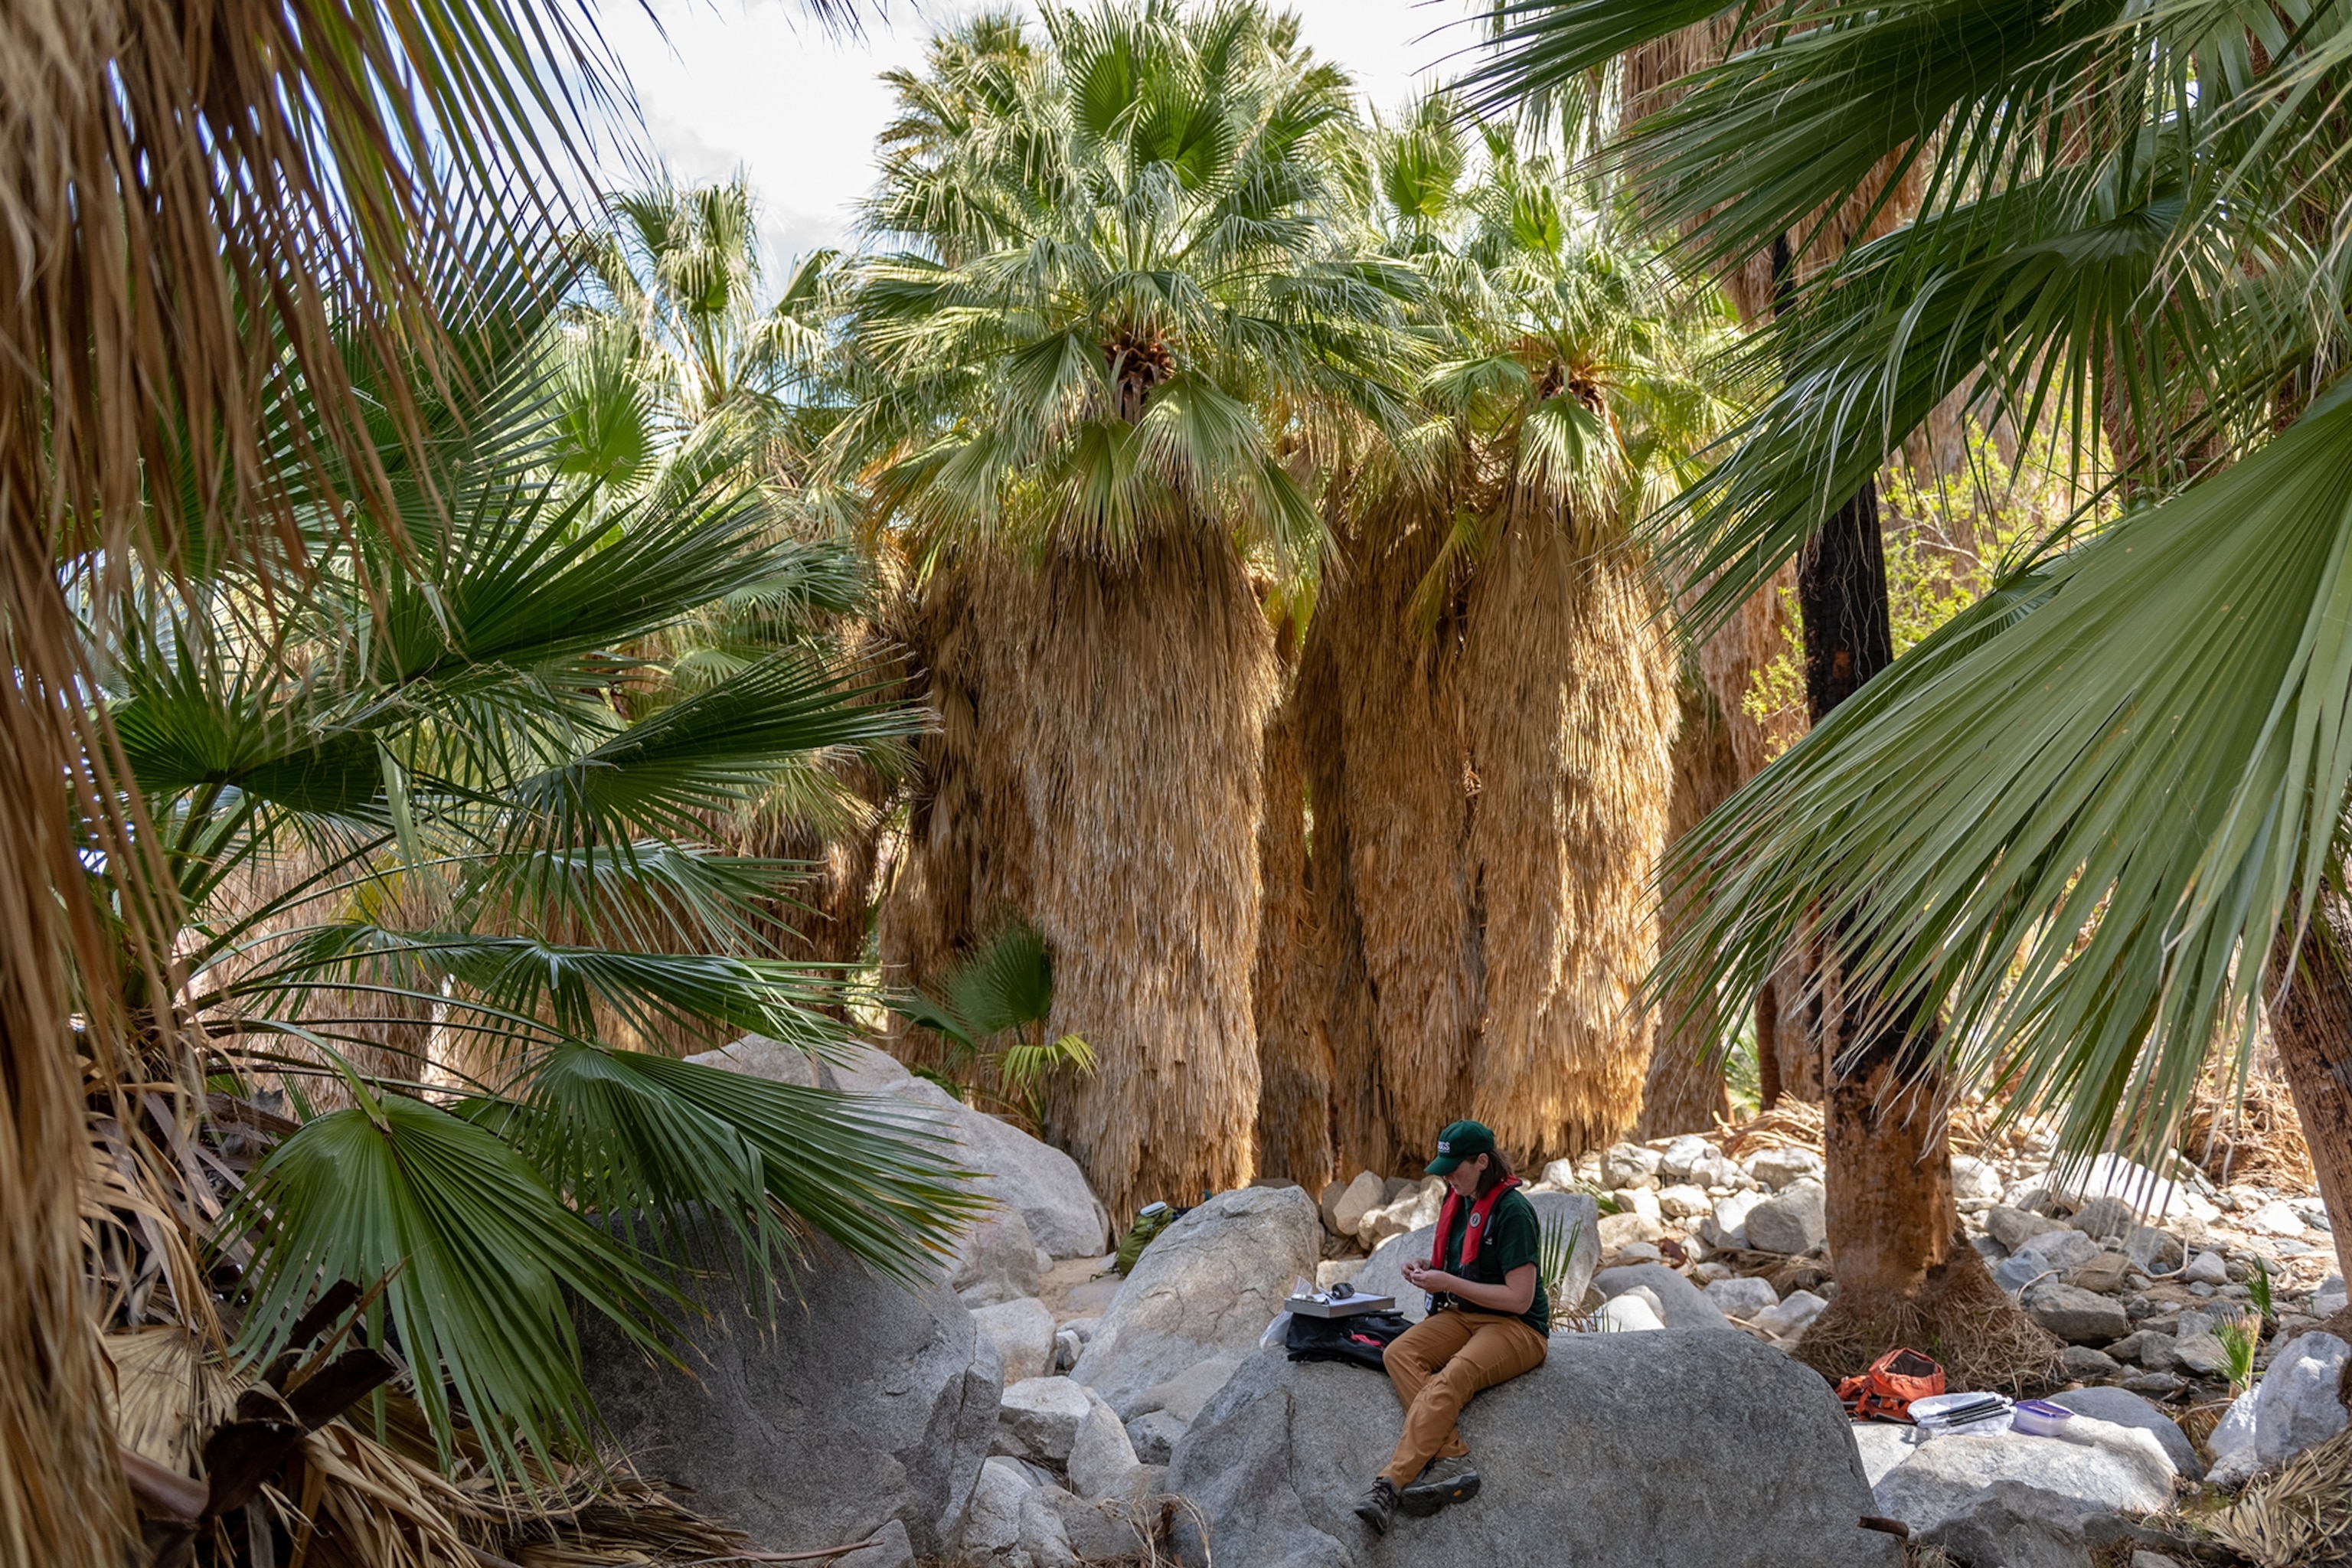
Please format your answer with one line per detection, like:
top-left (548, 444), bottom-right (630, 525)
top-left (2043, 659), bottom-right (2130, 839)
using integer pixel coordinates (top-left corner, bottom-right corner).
top-left (589, 0), bottom-right (1488, 276)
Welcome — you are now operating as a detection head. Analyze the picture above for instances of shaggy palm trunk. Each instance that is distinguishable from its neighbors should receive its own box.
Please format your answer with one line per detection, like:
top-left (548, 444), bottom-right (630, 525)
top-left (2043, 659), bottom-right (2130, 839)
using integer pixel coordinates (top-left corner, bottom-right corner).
top-left (1464, 513), bottom-right (1676, 1159)
top-left (1640, 577), bottom-right (1798, 1135)
top-left (1253, 624), bottom-right (1332, 1187)
top-left (1638, 681), bottom-right (1740, 1137)
top-left (1792, 471), bottom-right (2056, 1390)
top-left (1295, 494), bottom-right (1676, 1176)
top-left (1296, 498), bottom-right (1477, 1175)
top-left (2265, 893), bottom-right (2352, 1244)
top-left (882, 534), bottom-right (1274, 1217)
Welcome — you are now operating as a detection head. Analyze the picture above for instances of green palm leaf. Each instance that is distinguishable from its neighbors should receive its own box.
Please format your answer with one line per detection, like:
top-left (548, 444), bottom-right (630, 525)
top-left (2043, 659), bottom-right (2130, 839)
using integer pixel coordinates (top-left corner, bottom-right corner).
top-left (1659, 385), bottom-right (2352, 1160)
top-left (233, 1091), bottom-right (676, 1477)
top-left (502, 653), bottom-right (919, 845)
top-left (588, 1051), bottom-right (985, 1285)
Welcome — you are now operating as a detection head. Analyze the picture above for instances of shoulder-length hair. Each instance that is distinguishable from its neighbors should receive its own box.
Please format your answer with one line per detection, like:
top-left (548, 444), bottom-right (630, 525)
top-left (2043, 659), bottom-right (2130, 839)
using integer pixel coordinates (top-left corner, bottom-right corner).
top-left (1473, 1146), bottom-right (1516, 1198)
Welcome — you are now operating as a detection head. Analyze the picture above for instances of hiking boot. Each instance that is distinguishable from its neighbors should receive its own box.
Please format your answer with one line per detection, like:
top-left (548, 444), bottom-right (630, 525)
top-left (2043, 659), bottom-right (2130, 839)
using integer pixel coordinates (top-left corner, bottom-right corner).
top-left (1400, 1455), bottom-right (1481, 1516)
top-left (1354, 1478), bottom-right (1399, 1534)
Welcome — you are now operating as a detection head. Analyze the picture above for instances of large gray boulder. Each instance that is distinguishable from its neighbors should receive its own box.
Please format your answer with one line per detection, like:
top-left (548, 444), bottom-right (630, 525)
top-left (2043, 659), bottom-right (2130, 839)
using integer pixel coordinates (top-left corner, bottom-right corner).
top-left (579, 1244), bottom-right (999, 1560)
top-left (1997, 1228), bottom-right (2103, 1293)
top-left (1851, 1424), bottom-right (1929, 1488)
top-left (1067, 1396), bottom-right (1144, 1500)
top-left (966, 1458), bottom-right (1146, 1568)
top-left (1167, 1332), bottom-right (1902, 1568)
top-left (2024, 1282), bottom-right (2130, 1344)
top-left (972, 1297), bottom-right (1057, 1384)
top-left (996, 1376), bottom-right (1096, 1464)
top-left (691, 1037), bottom-right (1111, 1259)
top-left (1132, 1355), bottom-right (1244, 1423)
top-left (2253, 1330), bottom-right (2350, 1466)
top-left (963, 1457), bottom-right (1050, 1563)
top-left (1071, 1186), bottom-right (1321, 1416)
top-left (1355, 1191), bottom-right (1601, 1324)
top-left (1745, 1178), bottom-right (1828, 1255)
top-left (2207, 1389), bottom-right (2260, 1485)
top-left (1871, 1426), bottom-right (2174, 1539)
top-left (1914, 1481), bottom-right (2163, 1568)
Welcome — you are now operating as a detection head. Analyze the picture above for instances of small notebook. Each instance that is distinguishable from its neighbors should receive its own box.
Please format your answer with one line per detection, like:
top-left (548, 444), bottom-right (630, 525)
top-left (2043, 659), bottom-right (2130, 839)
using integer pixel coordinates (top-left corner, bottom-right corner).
top-left (1284, 1292), bottom-right (1399, 1319)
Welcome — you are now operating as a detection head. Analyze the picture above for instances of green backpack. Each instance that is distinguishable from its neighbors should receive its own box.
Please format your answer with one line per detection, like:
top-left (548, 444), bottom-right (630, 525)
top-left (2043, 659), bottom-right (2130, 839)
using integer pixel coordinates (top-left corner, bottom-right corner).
top-left (1113, 1201), bottom-right (1181, 1274)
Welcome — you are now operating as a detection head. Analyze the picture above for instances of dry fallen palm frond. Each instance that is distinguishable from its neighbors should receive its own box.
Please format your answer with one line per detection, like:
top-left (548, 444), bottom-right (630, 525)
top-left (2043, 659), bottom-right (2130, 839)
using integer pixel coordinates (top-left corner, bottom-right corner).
top-left (2194, 1425), bottom-right (2352, 1567)
top-left (284, 1421), bottom-right (491, 1568)
top-left (102, 1328), bottom-right (239, 1476)
top-left (1944, 1099), bottom-right (2011, 1161)
top-left (301, 1426), bottom-right (763, 1568)
top-left (1710, 1099), bottom-right (1828, 1159)
top-left (2179, 1054), bottom-right (2312, 1191)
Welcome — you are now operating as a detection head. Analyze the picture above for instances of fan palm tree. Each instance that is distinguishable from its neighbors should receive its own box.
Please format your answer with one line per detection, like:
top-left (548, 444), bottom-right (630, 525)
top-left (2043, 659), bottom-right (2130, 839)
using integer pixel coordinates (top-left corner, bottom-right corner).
top-left (1279, 97), bottom-right (1733, 1179)
top-left (835, 0), bottom-right (1419, 1217)
top-left (563, 177), bottom-right (837, 485)
top-left (92, 235), bottom-right (974, 1508)
top-left (0, 1), bottom-right (655, 1554)
top-left (1469, 0), bottom-right (2352, 1383)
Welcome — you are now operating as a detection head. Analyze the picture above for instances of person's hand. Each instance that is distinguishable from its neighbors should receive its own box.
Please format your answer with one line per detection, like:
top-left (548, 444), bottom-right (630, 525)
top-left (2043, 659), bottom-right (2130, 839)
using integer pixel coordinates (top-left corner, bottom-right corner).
top-left (1400, 1258), bottom-right (1432, 1289)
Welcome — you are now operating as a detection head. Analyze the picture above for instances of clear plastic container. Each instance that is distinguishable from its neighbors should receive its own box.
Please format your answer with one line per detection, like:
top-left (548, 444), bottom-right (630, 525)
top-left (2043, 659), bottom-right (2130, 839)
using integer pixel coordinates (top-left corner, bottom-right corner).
top-left (2009, 1400), bottom-right (2076, 1439)
top-left (1908, 1391), bottom-right (2014, 1437)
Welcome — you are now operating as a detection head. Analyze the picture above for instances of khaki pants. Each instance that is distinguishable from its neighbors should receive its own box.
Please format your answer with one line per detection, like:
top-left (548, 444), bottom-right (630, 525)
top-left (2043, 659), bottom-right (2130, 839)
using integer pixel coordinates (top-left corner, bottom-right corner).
top-left (1377, 1307), bottom-right (1549, 1486)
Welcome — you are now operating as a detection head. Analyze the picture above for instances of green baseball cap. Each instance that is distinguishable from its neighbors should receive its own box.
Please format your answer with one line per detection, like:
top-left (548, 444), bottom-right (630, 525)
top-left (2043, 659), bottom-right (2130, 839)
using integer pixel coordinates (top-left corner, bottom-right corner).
top-left (1425, 1119), bottom-right (1495, 1174)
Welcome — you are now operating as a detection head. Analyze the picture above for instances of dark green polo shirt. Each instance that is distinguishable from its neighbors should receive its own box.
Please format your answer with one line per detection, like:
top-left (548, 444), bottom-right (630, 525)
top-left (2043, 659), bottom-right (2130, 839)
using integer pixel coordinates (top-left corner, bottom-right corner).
top-left (1439, 1185), bottom-right (1550, 1334)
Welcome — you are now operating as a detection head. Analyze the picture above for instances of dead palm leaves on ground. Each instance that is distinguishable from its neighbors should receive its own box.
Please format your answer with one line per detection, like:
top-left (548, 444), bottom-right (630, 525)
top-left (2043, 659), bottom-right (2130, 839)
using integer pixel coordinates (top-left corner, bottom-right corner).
top-left (1710, 1100), bottom-right (1826, 1159)
top-left (2180, 1057), bottom-right (2311, 1192)
top-left (2191, 1426), bottom-right (2352, 1567)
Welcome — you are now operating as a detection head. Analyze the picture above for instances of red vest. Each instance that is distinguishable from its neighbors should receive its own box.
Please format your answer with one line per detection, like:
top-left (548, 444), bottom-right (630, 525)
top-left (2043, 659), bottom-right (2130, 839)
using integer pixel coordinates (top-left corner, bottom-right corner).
top-left (1429, 1175), bottom-right (1521, 1272)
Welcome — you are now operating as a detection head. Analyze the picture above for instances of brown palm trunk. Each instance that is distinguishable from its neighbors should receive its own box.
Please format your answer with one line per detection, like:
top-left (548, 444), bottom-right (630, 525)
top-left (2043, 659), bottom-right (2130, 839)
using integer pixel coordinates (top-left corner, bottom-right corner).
top-left (1638, 679), bottom-right (1740, 1137)
top-left (1788, 387), bottom-right (2057, 1390)
top-left (2265, 894), bottom-right (2352, 1243)
top-left (880, 534), bottom-right (1275, 1218)
top-left (1290, 491), bottom-right (1676, 1178)
top-left (1253, 619), bottom-right (1334, 1187)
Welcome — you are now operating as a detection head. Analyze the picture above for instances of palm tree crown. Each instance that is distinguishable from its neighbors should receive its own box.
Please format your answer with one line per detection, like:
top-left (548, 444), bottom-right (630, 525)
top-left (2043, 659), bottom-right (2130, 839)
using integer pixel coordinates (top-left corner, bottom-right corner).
top-left (838, 0), bottom-right (1419, 579)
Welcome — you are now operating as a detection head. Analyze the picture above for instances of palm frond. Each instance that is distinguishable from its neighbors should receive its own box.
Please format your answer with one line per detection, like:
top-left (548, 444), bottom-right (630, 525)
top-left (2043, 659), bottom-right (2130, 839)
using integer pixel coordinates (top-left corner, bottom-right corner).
top-left (1658, 384), bottom-right (2352, 1161)
top-left (233, 1091), bottom-right (675, 1478)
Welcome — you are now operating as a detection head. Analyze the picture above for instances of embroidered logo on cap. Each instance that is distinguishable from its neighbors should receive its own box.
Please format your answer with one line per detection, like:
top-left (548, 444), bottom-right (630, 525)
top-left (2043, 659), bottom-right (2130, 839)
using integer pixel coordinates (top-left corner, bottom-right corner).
top-left (1436, 1140), bottom-right (1452, 1154)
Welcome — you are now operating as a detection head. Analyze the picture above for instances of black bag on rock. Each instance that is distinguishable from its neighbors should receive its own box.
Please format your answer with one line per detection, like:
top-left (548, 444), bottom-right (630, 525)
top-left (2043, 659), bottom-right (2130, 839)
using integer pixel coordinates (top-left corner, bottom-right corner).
top-left (1284, 1310), bottom-right (1413, 1370)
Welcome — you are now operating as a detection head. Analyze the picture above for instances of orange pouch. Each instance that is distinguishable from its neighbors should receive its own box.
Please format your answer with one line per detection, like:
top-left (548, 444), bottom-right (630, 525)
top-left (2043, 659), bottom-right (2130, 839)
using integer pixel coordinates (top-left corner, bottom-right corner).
top-left (1835, 1348), bottom-right (1947, 1423)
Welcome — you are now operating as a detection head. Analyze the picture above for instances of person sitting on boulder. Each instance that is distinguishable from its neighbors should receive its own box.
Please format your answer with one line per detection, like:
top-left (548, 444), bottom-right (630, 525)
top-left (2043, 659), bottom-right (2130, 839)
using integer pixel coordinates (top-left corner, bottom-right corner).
top-left (1355, 1119), bottom-right (1550, 1534)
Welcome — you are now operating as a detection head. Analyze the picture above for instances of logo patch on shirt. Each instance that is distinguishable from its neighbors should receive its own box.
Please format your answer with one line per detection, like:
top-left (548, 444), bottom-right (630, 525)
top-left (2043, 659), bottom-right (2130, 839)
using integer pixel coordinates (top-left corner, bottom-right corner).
top-left (1468, 1214), bottom-right (1482, 1227)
